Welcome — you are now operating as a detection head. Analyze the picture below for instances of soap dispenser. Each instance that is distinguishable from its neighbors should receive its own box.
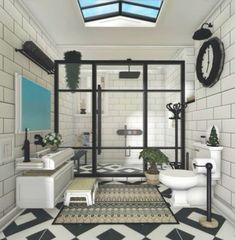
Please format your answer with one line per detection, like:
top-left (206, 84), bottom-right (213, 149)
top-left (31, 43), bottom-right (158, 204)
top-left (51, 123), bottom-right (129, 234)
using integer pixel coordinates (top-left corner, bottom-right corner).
top-left (22, 128), bottom-right (30, 162)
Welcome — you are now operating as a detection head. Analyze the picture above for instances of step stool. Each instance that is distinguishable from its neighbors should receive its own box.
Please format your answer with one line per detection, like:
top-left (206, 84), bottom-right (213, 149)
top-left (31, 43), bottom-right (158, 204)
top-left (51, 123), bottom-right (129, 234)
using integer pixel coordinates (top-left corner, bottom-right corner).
top-left (64, 178), bottom-right (98, 206)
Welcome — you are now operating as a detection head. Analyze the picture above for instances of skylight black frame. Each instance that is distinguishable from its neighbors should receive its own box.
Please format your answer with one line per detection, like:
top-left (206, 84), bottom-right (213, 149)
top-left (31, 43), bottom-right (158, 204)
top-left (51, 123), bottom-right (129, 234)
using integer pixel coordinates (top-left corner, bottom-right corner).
top-left (77, 0), bottom-right (163, 23)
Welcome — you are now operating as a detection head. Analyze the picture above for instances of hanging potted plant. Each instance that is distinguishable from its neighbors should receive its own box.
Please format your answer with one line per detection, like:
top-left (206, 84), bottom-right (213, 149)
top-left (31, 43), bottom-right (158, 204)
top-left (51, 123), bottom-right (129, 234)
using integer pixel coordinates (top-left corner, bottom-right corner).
top-left (139, 148), bottom-right (169, 184)
top-left (64, 51), bottom-right (82, 91)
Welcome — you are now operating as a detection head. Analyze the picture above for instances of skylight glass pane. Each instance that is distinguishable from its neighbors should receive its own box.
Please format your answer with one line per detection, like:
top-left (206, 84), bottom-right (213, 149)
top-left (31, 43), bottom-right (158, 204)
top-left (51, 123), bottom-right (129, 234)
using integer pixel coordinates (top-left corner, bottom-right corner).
top-left (82, 3), bottom-right (119, 18)
top-left (125, 0), bottom-right (163, 8)
top-left (79, 0), bottom-right (114, 8)
top-left (122, 3), bottom-right (158, 18)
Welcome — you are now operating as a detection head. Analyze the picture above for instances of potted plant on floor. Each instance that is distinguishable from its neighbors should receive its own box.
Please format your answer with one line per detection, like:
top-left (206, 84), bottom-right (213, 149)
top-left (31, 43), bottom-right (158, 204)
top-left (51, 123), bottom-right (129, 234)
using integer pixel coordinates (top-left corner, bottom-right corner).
top-left (139, 148), bottom-right (169, 184)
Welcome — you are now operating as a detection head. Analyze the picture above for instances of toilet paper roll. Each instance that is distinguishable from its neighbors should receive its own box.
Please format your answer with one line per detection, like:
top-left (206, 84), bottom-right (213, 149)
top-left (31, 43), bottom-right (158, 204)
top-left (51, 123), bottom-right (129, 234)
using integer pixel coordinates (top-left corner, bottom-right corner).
top-left (192, 158), bottom-right (216, 174)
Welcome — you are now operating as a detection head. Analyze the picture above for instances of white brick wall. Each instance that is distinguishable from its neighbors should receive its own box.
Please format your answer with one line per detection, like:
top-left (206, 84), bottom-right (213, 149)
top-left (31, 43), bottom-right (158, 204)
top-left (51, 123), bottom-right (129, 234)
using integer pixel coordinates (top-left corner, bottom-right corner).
top-left (186, 0), bottom-right (235, 210)
top-left (0, 0), bottom-right (67, 220)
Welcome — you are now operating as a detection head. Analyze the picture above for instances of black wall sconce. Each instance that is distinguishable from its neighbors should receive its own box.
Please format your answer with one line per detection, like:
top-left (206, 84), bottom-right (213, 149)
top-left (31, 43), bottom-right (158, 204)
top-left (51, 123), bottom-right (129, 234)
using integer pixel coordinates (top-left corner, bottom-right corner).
top-left (192, 23), bottom-right (213, 40)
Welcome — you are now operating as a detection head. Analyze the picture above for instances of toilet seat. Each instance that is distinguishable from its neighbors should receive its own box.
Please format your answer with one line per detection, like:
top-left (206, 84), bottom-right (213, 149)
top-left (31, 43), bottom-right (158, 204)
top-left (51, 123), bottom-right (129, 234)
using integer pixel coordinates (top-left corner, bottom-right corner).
top-left (159, 170), bottom-right (198, 190)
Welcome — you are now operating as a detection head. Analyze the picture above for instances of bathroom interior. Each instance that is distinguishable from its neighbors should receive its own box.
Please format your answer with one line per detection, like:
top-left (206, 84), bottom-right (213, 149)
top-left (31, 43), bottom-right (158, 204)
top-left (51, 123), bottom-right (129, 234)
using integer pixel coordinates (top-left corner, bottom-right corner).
top-left (0, 0), bottom-right (235, 239)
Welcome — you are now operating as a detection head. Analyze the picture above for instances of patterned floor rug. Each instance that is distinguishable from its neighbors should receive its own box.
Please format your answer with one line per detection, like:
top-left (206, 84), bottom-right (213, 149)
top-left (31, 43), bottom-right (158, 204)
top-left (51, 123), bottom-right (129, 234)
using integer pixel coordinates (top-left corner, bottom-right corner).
top-left (53, 183), bottom-right (178, 224)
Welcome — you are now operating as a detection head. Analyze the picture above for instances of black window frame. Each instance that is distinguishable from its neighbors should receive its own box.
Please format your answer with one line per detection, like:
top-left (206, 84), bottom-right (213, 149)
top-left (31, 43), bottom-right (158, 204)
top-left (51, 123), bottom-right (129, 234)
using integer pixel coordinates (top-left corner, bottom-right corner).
top-left (54, 60), bottom-right (185, 177)
top-left (77, 0), bottom-right (164, 23)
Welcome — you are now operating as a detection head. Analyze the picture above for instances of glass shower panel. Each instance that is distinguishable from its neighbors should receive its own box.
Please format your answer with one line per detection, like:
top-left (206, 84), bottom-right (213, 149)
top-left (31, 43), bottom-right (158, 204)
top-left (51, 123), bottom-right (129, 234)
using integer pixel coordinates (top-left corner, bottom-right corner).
top-left (98, 92), bottom-right (143, 148)
top-left (97, 149), bottom-right (144, 175)
top-left (58, 92), bottom-right (92, 147)
top-left (96, 65), bottom-right (143, 89)
top-left (58, 64), bottom-right (92, 90)
top-left (148, 65), bottom-right (181, 90)
top-left (148, 92), bottom-right (181, 147)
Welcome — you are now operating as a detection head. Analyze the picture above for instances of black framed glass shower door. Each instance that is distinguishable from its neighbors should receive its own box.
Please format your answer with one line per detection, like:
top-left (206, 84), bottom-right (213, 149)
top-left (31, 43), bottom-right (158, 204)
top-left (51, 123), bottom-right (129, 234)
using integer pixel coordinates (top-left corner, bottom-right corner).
top-left (55, 60), bottom-right (185, 177)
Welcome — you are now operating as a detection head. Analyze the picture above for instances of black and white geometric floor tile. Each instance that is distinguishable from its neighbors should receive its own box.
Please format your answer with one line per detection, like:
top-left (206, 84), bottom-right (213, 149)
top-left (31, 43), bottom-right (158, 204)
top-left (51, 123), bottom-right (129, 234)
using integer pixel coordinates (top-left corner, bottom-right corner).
top-left (79, 164), bottom-right (143, 175)
top-left (0, 182), bottom-right (235, 240)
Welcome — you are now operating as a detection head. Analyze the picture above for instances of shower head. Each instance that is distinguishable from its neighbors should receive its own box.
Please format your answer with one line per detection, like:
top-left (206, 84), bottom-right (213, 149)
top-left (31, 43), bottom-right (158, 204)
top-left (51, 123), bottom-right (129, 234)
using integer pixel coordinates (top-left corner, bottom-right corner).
top-left (119, 59), bottom-right (140, 79)
top-left (119, 71), bottom-right (140, 79)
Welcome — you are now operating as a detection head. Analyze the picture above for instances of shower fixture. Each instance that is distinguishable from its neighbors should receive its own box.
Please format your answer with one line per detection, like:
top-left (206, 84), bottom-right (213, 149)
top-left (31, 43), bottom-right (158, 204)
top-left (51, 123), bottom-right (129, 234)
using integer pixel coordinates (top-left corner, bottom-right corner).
top-left (117, 125), bottom-right (142, 157)
top-left (119, 59), bottom-right (140, 79)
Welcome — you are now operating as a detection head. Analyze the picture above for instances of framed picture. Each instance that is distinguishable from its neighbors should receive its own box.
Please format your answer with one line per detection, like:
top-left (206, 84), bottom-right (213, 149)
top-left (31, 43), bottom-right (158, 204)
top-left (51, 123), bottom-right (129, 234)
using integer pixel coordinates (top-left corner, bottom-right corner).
top-left (15, 74), bottom-right (51, 133)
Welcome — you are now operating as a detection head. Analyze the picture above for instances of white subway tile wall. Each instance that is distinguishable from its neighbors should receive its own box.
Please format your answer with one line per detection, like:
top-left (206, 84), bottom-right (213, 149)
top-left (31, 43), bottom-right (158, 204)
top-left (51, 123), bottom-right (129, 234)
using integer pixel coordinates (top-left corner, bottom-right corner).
top-left (0, 0), bottom-right (74, 220)
top-left (186, 0), bottom-right (235, 210)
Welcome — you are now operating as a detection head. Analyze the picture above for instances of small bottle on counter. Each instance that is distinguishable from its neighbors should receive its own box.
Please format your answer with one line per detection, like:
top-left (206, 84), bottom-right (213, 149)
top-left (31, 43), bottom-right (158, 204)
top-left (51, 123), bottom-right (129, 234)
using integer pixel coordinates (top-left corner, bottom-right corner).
top-left (200, 135), bottom-right (206, 144)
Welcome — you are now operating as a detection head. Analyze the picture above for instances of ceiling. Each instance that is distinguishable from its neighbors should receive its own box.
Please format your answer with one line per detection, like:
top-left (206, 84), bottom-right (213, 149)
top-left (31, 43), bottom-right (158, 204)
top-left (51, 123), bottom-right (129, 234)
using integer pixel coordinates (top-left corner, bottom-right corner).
top-left (21, 0), bottom-right (221, 59)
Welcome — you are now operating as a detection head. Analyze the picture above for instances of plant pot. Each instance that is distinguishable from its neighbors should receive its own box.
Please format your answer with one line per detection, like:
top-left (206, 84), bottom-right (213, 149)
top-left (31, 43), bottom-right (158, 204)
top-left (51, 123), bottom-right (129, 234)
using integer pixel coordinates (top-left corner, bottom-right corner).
top-left (144, 171), bottom-right (159, 185)
top-left (64, 51), bottom-right (82, 91)
top-left (49, 145), bottom-right (58, 152)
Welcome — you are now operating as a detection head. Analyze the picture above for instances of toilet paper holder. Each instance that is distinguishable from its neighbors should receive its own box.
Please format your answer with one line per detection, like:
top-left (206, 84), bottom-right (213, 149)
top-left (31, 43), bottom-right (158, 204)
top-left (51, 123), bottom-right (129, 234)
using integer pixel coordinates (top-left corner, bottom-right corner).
top-left (193, 163), bottom-right (218, 228)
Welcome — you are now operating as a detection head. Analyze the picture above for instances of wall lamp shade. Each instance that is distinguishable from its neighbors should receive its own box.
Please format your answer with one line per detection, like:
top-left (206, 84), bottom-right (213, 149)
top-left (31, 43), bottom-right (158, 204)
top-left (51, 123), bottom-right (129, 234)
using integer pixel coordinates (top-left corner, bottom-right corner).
top-left (192, 23), bottom-right (213, 40)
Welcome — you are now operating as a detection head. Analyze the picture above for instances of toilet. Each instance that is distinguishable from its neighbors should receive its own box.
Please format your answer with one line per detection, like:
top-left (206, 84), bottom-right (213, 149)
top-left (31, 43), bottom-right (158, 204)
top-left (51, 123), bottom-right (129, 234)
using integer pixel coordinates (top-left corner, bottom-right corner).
top-left (159, 142), bottom-right (223, 207)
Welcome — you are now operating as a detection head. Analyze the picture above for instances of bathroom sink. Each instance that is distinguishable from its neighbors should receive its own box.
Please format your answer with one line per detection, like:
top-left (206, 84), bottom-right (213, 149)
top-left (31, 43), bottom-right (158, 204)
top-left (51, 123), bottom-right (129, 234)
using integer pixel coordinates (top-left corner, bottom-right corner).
top-left (16, 157), bottom-right (44, 170)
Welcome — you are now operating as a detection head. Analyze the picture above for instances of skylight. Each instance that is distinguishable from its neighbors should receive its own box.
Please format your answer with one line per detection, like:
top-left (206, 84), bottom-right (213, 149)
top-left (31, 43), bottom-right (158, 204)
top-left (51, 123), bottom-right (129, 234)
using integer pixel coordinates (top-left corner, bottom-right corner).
top-left (78, 0), bottom-right (163, 23)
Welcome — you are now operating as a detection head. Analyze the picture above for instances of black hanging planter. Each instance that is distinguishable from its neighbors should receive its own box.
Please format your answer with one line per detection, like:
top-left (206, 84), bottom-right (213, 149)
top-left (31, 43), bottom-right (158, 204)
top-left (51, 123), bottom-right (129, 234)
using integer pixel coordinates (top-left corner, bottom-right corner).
top-left (64, 51), bottom-right (82, 91)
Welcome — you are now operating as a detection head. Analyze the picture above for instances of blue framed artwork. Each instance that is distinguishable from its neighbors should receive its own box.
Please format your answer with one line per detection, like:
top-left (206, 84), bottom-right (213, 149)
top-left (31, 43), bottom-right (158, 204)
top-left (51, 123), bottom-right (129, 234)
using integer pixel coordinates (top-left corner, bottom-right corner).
top-left (15, 74), bottom-right (51, 132)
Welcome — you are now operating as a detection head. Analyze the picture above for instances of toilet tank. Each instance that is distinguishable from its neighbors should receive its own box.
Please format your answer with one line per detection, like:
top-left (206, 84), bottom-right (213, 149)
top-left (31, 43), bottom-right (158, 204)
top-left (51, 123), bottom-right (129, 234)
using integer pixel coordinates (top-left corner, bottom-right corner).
top-left (193, 142), bottom-right (223, 180)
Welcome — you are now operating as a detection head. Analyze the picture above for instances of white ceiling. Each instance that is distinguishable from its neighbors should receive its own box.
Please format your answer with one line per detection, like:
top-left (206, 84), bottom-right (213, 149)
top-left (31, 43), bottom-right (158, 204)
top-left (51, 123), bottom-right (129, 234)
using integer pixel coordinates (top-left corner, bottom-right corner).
top-left (21, 0), bottom-right (221, 59)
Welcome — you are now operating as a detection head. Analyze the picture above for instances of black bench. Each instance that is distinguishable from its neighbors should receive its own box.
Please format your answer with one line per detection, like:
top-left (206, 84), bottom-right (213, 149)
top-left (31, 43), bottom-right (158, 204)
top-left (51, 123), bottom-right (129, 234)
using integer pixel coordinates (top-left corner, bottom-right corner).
top-left (71, 150), bottom-right (87, 173)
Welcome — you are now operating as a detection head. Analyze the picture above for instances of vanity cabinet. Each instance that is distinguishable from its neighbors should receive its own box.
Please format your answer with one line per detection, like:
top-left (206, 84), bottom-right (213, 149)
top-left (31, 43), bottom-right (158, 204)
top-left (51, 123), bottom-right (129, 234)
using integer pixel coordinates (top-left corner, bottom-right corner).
top-left (16, 161), bottom-right (73, 208)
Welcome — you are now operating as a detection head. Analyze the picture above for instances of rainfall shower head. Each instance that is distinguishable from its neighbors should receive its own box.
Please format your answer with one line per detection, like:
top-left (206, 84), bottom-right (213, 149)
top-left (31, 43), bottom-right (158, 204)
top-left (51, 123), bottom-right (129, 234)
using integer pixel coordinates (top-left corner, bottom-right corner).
top-left (119, 59), bottom-right (140, 79)
top-left (119, 71), bottom-right (140, 79)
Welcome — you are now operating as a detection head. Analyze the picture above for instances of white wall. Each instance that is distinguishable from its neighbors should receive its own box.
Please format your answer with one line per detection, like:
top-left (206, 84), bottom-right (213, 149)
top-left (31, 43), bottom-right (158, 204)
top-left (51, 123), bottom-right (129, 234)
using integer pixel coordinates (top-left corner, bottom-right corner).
top-left (186, 0), bottom-right (235, 212)
top-left (0, 0), bottom-right (67, 223)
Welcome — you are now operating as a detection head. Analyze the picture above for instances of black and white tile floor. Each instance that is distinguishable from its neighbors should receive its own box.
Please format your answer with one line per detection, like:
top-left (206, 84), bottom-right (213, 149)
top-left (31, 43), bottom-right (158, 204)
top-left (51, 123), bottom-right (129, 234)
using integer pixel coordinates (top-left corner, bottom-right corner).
top-left (0, 182), bottom-right (235, 240)
top-left (78, 164), bottom-right (144, 175)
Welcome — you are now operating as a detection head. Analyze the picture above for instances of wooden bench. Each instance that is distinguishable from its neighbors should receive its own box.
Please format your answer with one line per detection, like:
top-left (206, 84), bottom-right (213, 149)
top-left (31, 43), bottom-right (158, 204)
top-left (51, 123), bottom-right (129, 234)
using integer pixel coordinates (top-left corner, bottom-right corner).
top-left (64, 178), bottom-right (98, 206)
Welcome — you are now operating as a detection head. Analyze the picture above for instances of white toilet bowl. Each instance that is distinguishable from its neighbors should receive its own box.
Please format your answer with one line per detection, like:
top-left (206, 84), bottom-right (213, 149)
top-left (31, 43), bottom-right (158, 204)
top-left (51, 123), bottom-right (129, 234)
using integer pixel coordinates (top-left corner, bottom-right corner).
top-left (159, 142), bottom-right (223, 207)
top-left (159, 169), bottom-right (207, 207)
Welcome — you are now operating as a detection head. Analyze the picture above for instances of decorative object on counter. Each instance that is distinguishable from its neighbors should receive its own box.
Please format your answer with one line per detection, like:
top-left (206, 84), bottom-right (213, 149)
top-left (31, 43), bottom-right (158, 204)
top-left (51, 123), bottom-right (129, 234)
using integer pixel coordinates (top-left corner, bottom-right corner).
top-left (43, 133), bottom-right (63, 151)
top-left (82, 132), bottom-right (90, 146)
top-left (64, 51), bottom-right (82, 91)
top-left (207, 125), bottom-right (219, 147)
top-left (80, 98), bottom-right (86, 114)
top-left (22, 128), bottom-right (30, 162)
top-left (34, 134), bottom-right (46, 147)
top-left (196, 37), bottom-right (225, 88)
top-left (166, 102), bottom-right (187, 169)
top-left (139, 148), bottom-right (169, 185)
top-left (200, 135), bottom-right (207, 145)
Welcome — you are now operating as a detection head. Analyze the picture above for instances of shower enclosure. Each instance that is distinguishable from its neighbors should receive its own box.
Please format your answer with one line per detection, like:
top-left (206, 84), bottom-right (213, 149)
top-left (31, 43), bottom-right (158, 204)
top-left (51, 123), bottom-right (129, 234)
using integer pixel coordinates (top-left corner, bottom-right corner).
top-left (54, 60), bottom-right (185, 177)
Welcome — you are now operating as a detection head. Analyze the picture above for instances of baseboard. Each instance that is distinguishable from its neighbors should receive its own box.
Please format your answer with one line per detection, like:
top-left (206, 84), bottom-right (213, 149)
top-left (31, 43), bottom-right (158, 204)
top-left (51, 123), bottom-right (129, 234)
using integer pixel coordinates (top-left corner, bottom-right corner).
top-left (0, 207), bottom-right (24, 232)
top-left (213, 197), bottom-right (235, 226)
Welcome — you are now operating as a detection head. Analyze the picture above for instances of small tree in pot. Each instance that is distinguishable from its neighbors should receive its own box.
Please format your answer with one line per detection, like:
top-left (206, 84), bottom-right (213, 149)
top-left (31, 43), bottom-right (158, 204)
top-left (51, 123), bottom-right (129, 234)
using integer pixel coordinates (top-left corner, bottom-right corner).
top-left (139, 148), bottom-right (169, 184)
